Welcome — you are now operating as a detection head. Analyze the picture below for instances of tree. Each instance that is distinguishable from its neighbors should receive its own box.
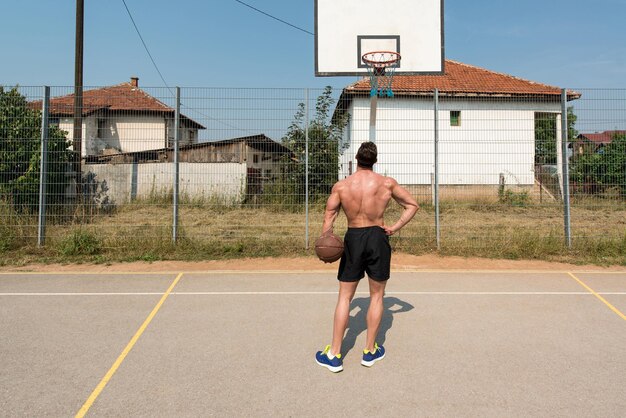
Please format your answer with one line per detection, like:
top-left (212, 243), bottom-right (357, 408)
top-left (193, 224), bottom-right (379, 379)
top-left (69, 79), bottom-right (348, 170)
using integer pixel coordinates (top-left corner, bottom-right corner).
top-left (601, 133), bottom-right (626, 196)
top-left (535, 113), bottom-right (557, 165)
top-left (570, 132), bottom-right (626, 197)
top-left (0, 87), bottom-right (72, 210)
top-left (535, 107), bottom-right (578, 165)
top-left (278, 86), bottom-right (349, 203)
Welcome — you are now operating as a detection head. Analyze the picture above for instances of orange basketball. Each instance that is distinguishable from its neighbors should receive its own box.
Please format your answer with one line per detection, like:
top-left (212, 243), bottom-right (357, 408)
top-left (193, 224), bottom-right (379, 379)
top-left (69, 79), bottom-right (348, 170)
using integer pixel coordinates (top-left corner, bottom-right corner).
top-left (314, 233), bottom-right (344, 263)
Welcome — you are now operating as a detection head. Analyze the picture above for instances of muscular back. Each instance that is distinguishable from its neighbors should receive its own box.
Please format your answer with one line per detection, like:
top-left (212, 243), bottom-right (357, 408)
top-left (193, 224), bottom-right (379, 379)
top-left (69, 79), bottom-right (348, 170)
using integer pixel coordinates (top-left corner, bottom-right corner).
top-left (336, 170), bottom-right (393, 227)
top-left (322, 167), bottom-right (419, 234)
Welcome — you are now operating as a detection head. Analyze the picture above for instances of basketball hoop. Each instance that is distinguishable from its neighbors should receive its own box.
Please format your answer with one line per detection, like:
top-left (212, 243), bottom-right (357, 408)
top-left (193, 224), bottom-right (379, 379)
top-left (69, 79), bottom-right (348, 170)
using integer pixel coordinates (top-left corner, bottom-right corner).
top-left (362, 51), bottom-right (401, 97)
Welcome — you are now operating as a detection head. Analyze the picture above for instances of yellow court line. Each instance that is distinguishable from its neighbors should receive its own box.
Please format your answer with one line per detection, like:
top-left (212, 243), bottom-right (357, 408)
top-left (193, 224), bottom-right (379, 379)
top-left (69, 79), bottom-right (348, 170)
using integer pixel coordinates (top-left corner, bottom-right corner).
top-left (75, 272), bottom-right (184, 418)
top-left (0, 271), bottom-right (178, 275)
top-left (567, 272), bottom-right (626, 321)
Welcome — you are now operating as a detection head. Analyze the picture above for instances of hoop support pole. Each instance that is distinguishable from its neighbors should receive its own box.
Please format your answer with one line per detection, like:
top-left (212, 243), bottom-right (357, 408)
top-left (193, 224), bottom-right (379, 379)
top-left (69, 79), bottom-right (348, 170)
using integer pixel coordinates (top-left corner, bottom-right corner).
top-left (369, 94), bottom-right (377, 143)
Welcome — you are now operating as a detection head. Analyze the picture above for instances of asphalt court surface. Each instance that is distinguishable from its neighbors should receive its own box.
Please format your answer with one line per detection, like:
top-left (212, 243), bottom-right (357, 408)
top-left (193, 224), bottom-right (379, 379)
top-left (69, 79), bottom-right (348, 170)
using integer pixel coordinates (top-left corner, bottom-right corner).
top-left (0, 270), bottom-right (624, 417)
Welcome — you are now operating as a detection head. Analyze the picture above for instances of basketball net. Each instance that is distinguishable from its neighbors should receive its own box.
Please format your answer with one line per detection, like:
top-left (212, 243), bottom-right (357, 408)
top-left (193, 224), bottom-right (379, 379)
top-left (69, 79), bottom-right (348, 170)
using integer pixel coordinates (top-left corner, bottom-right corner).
top-left (362, 51), bottom-right (401, 98)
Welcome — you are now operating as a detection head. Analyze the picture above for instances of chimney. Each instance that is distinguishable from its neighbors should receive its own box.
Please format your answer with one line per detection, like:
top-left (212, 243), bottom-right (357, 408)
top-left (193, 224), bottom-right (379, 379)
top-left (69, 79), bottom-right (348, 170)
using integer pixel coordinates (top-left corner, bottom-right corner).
top-left (130, 76), bottom-right (139, 87)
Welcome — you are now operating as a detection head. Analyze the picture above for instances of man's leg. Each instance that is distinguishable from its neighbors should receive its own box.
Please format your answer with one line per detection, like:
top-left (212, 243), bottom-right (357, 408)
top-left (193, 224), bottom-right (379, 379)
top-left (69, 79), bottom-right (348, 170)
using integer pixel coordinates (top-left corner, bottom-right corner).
top-left (330, 280), bottom-right (359, 356)
top-left (365, 277), bottom-right (387, 352)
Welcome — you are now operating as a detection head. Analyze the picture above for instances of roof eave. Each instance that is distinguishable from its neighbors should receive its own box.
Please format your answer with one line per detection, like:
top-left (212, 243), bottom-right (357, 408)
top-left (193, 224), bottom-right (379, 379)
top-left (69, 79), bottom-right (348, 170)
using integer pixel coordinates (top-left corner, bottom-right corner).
top-left (343, 88), bottom-right (580, 100)
top-left (333, 88), bottom-right (580, 120)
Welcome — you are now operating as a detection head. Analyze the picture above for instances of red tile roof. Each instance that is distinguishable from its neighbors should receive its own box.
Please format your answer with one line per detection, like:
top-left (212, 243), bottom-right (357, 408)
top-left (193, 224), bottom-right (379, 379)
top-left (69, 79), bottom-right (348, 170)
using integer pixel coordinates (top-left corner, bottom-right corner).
top-left (31, 80), bottom-right (204, 129)
top-left (344, 60), bottom-right (580, 99)
top-left (578, 130), bottom-right (626, 144)
top-left (46, 82), bottom-right (173, 115)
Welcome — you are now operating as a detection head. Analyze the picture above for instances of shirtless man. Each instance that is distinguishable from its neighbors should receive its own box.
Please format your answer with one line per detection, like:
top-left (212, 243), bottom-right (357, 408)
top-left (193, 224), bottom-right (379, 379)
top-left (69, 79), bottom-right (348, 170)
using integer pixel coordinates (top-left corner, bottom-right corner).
top-left (315, 142), bottom-right (419, 372)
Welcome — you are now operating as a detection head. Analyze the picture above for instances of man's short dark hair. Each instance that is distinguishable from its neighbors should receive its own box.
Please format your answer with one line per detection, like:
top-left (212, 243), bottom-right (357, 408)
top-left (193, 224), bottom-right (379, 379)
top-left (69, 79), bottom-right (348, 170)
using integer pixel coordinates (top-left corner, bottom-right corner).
top-left (356, 142), bottom-right (377, 168)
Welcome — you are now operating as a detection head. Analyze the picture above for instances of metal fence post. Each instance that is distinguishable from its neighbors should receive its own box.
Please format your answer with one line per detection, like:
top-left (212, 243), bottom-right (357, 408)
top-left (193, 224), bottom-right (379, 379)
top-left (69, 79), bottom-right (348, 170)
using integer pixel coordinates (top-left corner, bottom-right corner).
top-left (173, 87), bottom-right (180, 243)
top-left (37, 86), bottom-right (50, 247)
top-left (434, 89), bottom-right (441, 250)
top-left (305, 88), bottom-right (310, 249)
top-left (561, 89), bottom-right (572, 247)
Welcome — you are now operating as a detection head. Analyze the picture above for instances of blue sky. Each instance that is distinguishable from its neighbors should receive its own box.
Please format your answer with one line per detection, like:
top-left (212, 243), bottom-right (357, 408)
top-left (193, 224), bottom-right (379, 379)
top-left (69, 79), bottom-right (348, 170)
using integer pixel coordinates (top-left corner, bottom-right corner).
top-left (2, 0), bottom-right (625, 89)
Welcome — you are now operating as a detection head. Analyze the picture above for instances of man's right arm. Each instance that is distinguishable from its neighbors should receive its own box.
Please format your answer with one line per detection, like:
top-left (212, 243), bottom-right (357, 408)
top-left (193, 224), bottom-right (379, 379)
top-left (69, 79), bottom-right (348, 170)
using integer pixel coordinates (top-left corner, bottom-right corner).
top-left (383, 180), bottom-right (419, 236)
top-left (321, 183), bottom-right (341, 235)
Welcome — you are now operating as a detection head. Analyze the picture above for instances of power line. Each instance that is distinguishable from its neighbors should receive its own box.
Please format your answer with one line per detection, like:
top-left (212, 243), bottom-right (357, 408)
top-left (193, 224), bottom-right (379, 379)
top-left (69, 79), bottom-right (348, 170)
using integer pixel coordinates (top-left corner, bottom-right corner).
top-left (120, 0), bottom-right (172, 92)
top-left (233, 0), bottom-right (314, 36)
top-left (120, 0), bottom-right (252, 136)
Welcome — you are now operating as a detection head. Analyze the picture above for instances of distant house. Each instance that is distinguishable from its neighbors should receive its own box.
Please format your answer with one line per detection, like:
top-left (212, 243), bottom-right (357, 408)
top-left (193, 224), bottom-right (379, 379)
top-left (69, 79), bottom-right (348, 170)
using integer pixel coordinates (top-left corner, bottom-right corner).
top-left (202, 135), bottom-right (295, 195)
top-left (334, 60), bottom-right (580, 194)
top-left (86, 134), bottom-right (293, 177)
top-left (83, 134), bottom-right (295, 203)
top-left (30, 79), bottom-right (295, 204)
top-left (573, 130), bottom-right (626, 155)
top-left (38, 77), bottom-right (205, 157)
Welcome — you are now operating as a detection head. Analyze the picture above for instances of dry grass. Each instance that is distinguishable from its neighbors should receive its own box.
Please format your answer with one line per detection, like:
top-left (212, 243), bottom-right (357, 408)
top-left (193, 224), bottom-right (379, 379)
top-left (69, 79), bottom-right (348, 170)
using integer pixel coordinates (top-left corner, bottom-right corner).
top-left (1, 198), bottom-right (625, 266)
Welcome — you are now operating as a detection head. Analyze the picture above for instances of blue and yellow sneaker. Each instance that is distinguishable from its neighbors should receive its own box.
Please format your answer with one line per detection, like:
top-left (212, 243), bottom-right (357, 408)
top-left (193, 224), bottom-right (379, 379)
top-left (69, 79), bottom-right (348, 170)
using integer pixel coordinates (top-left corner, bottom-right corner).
top-left (315, 345), bottom-right (343, 373)
top-left (361, 343), bottom-right (385, 367)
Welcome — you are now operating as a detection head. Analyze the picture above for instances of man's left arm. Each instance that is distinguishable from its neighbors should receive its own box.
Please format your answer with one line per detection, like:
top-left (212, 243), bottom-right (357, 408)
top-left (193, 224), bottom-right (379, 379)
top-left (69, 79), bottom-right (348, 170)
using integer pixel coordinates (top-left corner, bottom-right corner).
top-left (384, 180), bottom-right (419, 235)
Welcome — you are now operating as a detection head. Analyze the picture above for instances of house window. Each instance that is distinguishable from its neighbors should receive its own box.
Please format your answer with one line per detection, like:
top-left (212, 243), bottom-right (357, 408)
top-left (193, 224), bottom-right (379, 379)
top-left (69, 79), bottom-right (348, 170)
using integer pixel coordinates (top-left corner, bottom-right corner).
top-left (450, 111), bottom-right (461, 127)
top-left (189, 130), bottom-right (195, 141)
top-left (253, 154), bottom-right (259, 164)
top-left (97, 119), bottom-right (107, 138)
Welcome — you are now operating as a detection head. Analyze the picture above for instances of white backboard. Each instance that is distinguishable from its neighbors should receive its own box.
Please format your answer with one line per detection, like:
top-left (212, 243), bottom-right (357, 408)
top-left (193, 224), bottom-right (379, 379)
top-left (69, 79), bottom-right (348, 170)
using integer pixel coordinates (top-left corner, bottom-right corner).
top-left (315, 0), bottom-right (445, 76)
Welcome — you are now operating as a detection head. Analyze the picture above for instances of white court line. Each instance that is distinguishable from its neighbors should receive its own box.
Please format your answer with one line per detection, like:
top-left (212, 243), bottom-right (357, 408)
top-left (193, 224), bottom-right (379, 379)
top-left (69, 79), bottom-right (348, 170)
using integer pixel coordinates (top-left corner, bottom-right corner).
top-left (3, 270), bottom-right (626, 275)
top-left (172, 291), bottom-right (626, 296)
top-left (1, 291), bottom-right (626, 296)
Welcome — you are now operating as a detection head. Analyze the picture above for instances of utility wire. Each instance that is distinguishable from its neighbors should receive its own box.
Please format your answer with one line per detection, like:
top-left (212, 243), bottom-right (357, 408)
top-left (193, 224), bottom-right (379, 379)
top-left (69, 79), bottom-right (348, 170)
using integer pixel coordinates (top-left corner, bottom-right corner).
top-left (121, 0), bottom-right (172, 93)
top-left (120, 0), bottom-right (253, 136)
top-left (233, 0), bottom-right (314, 36)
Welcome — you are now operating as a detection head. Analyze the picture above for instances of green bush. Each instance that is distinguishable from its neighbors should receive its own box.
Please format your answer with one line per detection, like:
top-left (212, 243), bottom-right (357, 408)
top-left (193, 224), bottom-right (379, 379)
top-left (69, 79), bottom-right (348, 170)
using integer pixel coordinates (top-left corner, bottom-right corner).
top-left (0, 225), bottom-right (14, 252)
top-left (498, 188), bottom-right (530, 207)
top-left (570, 133), bottom-right (626, 197)
top-left (60, 230), bottom-right (101, 256)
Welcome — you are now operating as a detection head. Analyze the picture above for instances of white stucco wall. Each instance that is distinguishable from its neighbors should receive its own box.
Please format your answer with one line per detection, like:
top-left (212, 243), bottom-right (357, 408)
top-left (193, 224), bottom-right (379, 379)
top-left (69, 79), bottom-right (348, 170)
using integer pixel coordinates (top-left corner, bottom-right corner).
top-left (58, 118), bottom-right (87, 155)
top-left (59, 115), bottom-right (199, 156)
top-left (84, 162), bottom-right (247, 204)
top-left (104, 116), bottom-right (166, 153)
top-left (340, 97), bottom-right (561, 185)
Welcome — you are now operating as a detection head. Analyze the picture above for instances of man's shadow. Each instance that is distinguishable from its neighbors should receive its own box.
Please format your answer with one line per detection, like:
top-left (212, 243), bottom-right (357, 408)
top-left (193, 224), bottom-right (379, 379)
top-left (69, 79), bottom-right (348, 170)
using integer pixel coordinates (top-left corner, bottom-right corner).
top-left (342, 296), bottom-right (414, 357)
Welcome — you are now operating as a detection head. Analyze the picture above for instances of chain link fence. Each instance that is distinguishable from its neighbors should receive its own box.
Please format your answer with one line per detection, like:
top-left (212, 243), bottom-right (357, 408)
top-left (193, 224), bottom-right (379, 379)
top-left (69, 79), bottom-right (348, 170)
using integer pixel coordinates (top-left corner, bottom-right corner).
top-left (1, 82), bottom-right (624, 261)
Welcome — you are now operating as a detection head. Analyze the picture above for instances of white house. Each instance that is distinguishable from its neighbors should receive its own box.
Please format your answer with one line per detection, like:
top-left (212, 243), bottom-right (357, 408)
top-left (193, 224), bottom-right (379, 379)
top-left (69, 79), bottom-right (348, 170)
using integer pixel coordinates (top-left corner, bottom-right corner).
top-left (334, 60), bottom-right (580, 193)
top-left (44, 77), bottom-right (205, 157)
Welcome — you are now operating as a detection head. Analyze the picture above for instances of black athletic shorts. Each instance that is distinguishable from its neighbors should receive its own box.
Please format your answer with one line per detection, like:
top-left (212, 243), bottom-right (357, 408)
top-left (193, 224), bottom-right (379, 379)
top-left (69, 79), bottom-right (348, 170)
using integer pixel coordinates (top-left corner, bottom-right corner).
top-left (337, 226), bottom-right (391, 282)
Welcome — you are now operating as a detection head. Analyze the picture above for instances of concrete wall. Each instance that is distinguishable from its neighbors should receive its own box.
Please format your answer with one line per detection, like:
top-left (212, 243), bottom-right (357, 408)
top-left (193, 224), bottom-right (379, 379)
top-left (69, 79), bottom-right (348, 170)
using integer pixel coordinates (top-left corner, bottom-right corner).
top-left (84, 162), bottom-right (247, 205)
